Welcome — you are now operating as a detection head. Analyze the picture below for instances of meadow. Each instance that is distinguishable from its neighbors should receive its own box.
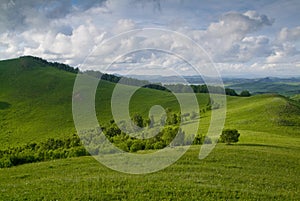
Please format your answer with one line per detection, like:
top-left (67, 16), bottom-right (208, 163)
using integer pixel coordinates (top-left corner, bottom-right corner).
top-left (0, 57), bottom-right (299, 200)
top-left (0, 133), bottom-right (299, 200)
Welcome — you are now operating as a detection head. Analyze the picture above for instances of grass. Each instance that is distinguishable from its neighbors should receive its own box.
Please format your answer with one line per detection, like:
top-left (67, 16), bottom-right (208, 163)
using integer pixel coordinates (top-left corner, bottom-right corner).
top-left (0, 135), bottom-right (299, 200)
top-left (0, 57), bottom-right (300, 200)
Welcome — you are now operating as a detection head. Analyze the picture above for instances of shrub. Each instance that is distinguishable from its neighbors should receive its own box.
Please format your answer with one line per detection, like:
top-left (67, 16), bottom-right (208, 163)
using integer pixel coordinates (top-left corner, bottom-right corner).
top-left (153, 141), bottom-right (165, 149)
top-left (0, 156), bottom-right (13, 168)
top-left (130, 141), bottom-right (144, 152)
top-left (219, 129), bottom-right (240, 145)
top-left (240, 90), bottom-right (251, 97)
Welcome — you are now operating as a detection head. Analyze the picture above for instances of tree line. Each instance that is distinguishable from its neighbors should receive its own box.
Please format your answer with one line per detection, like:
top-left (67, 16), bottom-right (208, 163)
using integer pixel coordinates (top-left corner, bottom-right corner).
top-left (20, 56), bottom-right (79, 74)
top-left (0, 134), bottom-right (88, 168)
top-left (21, 56), bottom-right (251, 96)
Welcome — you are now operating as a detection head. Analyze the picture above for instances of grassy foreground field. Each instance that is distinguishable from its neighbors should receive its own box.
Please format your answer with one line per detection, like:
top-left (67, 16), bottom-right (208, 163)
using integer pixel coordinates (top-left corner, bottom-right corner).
top-left (0, 132), bottom-right (299, 200)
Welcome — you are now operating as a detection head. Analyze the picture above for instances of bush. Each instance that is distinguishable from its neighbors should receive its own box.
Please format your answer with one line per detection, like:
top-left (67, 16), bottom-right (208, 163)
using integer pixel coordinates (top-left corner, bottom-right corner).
top-left (0, 134), bottom-right (88, 168)
top-left (240, 90), bottom-right (251, 97)
top-left (130, 141), bottom-right (144, 152)
top-left (153, 141), bottom-right (165, 149)
top-left (0, 156), bottom-right (13, 168)
top-left (219, 129), bottom-right (240, 145)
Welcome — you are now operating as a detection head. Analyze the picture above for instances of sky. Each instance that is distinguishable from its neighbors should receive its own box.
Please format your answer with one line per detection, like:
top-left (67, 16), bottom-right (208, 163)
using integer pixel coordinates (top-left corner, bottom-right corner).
top-left (0, 0), bottom-right (300, 78)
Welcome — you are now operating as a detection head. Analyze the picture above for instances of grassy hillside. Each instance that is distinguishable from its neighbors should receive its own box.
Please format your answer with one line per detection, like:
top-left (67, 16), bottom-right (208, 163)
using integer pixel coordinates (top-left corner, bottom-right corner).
top-left (0, 57), bottom-right (205, 147)
top-left (0, 57), bottom-right (76, 146)
top-left (225, 94), bottom-right (300, 137)
top-left (0, 57), bottom-right (300, 200)
top-left (1, 57), bottom-right (300, 147)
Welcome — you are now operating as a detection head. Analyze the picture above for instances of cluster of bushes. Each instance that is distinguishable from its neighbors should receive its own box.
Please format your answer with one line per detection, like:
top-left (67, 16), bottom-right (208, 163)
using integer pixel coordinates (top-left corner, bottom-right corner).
top-left (0, 104), bottom-right (240, 168)
top-left (164, 84), bottom-right (240, 96)
top-left (80, 124), bottom-right (210, 155)
top-left (163, 83), bottom-right (252, 97)
top-left (80, 110), bottom-right (212, 154)
top-left (0, 134), bottom-right (88, 168)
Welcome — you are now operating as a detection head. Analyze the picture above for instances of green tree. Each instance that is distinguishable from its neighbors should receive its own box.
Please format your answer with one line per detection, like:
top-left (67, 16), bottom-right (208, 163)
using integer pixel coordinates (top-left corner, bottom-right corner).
top-left (225, 88), bottom-right (238, 96)
top-left (219, 129), bottom-right (240, 145)
top-left (240, 90), bottom-right (251, 97)
top-left (132, 113), bottom-right (144, 127)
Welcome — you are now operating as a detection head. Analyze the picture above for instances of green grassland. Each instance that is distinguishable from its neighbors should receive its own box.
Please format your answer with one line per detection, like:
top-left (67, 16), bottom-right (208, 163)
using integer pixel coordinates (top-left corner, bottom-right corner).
top-left (0, 57), bottom-right (299, 200)
top-left (0, 139), bottom-right (299, 200)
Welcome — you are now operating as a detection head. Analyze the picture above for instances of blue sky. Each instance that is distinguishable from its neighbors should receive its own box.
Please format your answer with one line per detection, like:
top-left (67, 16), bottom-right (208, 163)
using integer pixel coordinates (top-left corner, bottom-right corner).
top-left (0, 0), bottom-right (299, 77)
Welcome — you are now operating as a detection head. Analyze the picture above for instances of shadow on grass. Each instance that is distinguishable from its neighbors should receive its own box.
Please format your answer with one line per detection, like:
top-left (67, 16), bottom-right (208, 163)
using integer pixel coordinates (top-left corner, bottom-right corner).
top-left (0, 101), bottom-right (11, 110)
top-left (236, 143), bottom-right (291, 149)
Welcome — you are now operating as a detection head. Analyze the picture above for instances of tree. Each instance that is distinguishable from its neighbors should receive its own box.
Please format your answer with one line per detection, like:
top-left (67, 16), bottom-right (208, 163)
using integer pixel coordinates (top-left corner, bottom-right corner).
top-left (132, 113), bottom-right (144, 127)
top-left (219, 129), bottom-right (240, 145)
top-left (240, 90), bottom-right (251, 97)
top-left (225, 88), bottom-right (238, 96)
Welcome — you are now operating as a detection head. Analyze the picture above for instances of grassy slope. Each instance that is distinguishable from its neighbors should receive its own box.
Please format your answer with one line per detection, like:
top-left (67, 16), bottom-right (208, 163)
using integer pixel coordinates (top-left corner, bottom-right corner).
top-left (225, 95), bottom-right (300, 137)
top-left (0, 57), bottom-right (299, 200)
top-left (0, 57), bottom-right (210, 147)
top-left (0, 58), bottom-right (76, 145)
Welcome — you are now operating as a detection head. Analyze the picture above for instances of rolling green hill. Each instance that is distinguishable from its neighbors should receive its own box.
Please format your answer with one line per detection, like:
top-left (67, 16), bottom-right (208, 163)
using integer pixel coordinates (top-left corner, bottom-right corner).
top-left (0, 57), bottom-right (300, 148)
top-left (0, 57), bottom-right (76, 146)
top-left (0, 57), bottom-right (299, 200)
top-left (0, 57), bottom-right (203, 147)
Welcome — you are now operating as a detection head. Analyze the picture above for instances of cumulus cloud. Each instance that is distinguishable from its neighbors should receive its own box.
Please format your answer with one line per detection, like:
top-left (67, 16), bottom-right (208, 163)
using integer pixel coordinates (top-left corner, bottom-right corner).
top-left (0, 0), bottom-right (299, 77)
top-left (189, 11), bottom-right (274, 62)
top-left (278, 27), bottom-right (300, 42)
top-left (113, 19), bottom-right (136, 34)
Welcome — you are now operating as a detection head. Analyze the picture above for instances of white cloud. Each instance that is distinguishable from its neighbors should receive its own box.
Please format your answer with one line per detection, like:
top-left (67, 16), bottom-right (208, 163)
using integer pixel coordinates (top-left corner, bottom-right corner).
top-left (113, 19), bottom-right (136, 34)
top-left (278, 27), bottom-right (300, 43)
top-left (0, 1), bottom-right (299, 77)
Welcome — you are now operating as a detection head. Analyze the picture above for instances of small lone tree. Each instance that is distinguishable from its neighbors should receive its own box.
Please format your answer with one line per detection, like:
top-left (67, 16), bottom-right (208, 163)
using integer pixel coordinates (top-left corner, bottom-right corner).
top-left (132, 113), bottom-right (144, 127)
top-left (240, 90), bottom-right (251, 97)
top-left (220, 129), bottom-right (240, 145)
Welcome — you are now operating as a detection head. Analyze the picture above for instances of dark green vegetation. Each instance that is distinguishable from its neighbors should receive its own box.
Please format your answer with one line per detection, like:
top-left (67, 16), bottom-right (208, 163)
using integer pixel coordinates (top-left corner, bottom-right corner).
top-left (0, 135), bottom-right (87, 168)
top-left (0, 57), bottom-right (299, 200)
top-left (239, 90), bottom-right (251, 97)
top-left (219, 129), bottom-right (240, 144)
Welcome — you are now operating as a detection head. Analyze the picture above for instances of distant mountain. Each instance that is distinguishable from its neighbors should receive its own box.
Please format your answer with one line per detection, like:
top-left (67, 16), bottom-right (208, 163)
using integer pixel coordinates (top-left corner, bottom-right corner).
top-left (125, 74), bottom-right (300, 96)
top-left (227, 77), bottom-right (300, 96)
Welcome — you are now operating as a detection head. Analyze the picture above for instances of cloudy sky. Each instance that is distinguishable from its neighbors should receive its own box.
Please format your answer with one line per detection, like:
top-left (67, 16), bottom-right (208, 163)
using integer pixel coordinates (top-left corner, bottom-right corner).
top-left (0, 0), bottom-right (300, 77)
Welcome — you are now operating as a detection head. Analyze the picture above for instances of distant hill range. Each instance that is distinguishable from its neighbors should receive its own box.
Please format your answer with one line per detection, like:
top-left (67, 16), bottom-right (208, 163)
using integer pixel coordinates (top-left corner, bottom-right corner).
top-left (125, 74), bottom-right (300, 97)
top-left (225, 77), bottom-right (300, 96)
